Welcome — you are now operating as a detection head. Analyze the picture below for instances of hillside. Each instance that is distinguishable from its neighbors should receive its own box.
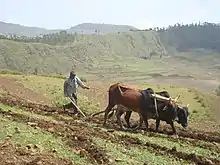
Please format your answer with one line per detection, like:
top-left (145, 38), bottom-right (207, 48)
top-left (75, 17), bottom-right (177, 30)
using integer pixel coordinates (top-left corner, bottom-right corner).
top-left (0, 21), bottom-right (137, 36)
top-left (1, 22), bottom-right (220, 93)
top-left (158, 22), bottom-right (220, 53)
top-left (0, 31), bottom-right (166, 74)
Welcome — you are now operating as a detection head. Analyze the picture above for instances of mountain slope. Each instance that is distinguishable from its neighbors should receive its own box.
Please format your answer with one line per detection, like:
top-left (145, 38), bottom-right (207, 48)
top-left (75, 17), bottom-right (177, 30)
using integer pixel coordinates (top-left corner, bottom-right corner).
top-left (158, 22), bottom-right (220, 53)
top-left (0, 21), bottom-right (61, 37)
top-left (0, 31), bottom-right (166, 74)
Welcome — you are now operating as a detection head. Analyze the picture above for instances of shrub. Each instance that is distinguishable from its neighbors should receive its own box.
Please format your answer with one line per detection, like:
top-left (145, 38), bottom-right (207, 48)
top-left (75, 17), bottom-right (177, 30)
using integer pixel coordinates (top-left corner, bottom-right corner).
top-left (0, 69), bottom-right (22, 75)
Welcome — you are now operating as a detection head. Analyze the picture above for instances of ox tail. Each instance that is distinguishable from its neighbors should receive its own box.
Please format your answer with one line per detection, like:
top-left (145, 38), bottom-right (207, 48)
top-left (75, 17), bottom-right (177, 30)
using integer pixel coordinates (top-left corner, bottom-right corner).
top-left (91, 110), bottom-right (106, 117)
top-left (107, 108), bottom-right (116, 119)
top-left (91, 108), bottom-right (115, 118)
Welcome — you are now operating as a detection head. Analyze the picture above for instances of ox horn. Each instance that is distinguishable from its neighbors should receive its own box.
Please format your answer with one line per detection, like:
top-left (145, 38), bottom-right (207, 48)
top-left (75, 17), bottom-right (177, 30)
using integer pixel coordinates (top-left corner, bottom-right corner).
top-left (174, 94), bottom-right (180, 102)
top-left (186, 104), bottom-right (190, 108)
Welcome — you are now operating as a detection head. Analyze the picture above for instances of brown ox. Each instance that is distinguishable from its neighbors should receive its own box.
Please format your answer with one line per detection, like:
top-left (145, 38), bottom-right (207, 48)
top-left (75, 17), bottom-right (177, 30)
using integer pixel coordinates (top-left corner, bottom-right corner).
top-left (92, 83), bottom-right (179, 130)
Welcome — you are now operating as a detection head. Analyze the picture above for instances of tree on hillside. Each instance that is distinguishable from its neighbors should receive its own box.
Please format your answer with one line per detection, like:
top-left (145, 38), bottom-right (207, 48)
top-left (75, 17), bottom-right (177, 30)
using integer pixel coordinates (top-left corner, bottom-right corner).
top-left (158, 22), bottom-right (220, 52)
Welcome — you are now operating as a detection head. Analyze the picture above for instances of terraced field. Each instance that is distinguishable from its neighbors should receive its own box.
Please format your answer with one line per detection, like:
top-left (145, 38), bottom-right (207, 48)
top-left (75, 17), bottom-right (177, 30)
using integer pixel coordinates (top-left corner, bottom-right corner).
top-left (0, 74), bottom-right (219, 165)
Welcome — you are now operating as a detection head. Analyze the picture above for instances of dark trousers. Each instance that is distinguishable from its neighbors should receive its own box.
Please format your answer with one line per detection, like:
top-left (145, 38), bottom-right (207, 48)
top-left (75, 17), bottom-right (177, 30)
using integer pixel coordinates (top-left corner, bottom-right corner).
top-left (63, 93), bottom-right (78, 112)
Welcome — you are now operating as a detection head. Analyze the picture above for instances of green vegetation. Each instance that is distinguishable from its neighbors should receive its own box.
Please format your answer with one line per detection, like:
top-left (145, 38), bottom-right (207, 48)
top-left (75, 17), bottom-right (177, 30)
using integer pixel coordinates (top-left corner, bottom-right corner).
top-left (158, 22), bottom-right (220, 53)
top-left (0, 73), bottom-right (219, 165)
top-left (0, 113), bottom-right (88, 164)
top-left (1, 22), bottom-right (220, 95)
top-left (93, 137), bottom-right (191, 165)
top-left (0, 31), bottom-right (166, 75)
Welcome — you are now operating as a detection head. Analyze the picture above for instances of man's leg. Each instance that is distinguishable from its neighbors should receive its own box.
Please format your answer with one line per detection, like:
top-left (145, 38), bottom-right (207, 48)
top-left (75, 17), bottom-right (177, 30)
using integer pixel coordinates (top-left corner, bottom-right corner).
top-left (72, 93), bottom-right (78, 106)
top-left (71, 93), bottom-right (79, 113)
top-left (63, 97), bottom-right (74, 111)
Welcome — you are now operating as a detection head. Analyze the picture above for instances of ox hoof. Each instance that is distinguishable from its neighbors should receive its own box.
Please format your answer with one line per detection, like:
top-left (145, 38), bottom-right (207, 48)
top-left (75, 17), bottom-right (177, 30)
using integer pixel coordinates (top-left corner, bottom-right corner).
top-left (120, 126), bottom-right (129, 131)
top-left (90, 114), bottom-right (95, 117)
top-left (171, 134), bottom-right (179, 139)
top-left (129, 125), bottom-right (140, 131)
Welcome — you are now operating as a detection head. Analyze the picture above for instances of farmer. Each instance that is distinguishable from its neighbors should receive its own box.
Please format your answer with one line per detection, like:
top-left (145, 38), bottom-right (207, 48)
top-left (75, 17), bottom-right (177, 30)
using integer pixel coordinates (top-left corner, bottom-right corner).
top-left (63, 71), bottom-right (90, 114)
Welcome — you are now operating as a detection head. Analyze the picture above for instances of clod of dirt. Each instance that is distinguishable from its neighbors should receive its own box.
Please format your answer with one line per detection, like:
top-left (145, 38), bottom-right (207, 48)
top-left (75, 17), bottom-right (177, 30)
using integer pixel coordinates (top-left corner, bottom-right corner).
top-left (27, 122), bottom-right (38, 127)
top-left (79, 149), bottom-right (87, 157)
top-left (14, 127), bottom-right (21, 133)
top-left (171, 146), bottom-right (177, 152)
top-left (203, 158), bottom-right (215, 165)
top-left (52, 148), bottom-right (57, 153)
top-left (115, 158), bottom-right (123, 162)
top-left (26, 144), bottom-right (32, 150)
top-left (26, 157), bottom-right (42, 165)
top-left (108, 158), bottom-right (114, 164)
top-left (106, 129), bottom-right (114, 132)
top-left (6, 134), bottom-right (13, 138)
top-left (47, 127), bottom-right (55, 133)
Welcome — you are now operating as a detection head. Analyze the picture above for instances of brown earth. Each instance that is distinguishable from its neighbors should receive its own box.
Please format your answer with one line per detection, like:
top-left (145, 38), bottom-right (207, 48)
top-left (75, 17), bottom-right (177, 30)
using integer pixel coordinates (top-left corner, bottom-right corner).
top-left (0, 139), bottom-right (74, 165)
top-left (0, 77), bottom-right (220, 165)
top-left (0, 77), bottom-right (50, 105)
top-left (0, 92), bottom-right (220, 165)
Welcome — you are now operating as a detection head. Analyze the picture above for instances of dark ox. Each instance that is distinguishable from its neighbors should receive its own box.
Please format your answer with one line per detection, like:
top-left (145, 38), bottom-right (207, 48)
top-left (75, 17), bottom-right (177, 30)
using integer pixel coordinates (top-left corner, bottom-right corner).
top-left (113, 88), bottom-right (189, 134)
top-left (91, 83), bottom-right (188, 134)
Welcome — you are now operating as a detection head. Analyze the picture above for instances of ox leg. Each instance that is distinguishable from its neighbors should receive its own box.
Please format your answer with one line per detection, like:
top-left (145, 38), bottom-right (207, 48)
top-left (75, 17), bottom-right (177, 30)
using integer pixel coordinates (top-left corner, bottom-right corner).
top-left (116, 109), bottom-right (127, 130)
top-left (143, 115), bottom-right (149, 131)
top-left (103, 104), bottom-right (115, 126)
top-left (124, 111), bottom-right (132, 128)
top-left (170, 121), bottom-right (176, 134)
top-left (156, 119), bottom-right (160, 132)
top-left (132, 113), bottom-right (143, 130)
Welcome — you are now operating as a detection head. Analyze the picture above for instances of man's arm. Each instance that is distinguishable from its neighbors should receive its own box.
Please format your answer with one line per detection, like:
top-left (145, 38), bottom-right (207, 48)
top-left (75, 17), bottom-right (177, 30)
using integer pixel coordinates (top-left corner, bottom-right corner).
top-left (76, 76), bottom-right (90, 89)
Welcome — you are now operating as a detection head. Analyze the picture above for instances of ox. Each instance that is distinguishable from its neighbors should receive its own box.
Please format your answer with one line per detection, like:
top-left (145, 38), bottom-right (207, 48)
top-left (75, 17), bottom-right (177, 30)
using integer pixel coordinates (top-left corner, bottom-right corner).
top-left (109, 89), bottom-right (189, 134)
top-left (92, 83), bottom-right (188, 134)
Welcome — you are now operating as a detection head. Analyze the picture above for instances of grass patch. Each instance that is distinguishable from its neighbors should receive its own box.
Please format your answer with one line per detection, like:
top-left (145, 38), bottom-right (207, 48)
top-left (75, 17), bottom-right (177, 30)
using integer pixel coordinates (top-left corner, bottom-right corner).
top-left (0, 115), bottom-right (88, 164)
top-left (0, 69), bottom-right (23, 75)
top-left (0, 105), bottom-right (58, 122)
top-left (0, 73), bottom-right (218, 121)
top-left (93, 137), bottom-right (192, 165)
top-left (118, 131), bottom-right (220, 161)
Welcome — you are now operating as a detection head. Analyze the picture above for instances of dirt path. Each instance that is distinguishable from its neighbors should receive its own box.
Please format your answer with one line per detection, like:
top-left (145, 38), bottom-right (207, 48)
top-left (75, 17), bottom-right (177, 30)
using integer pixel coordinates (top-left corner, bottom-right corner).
top-left (0, 77), bottom-right (50, 105)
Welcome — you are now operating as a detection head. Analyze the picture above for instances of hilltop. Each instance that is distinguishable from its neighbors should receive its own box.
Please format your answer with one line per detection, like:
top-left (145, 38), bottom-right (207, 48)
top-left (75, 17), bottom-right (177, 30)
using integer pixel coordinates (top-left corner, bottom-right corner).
top-left (68, 23), bottom-right (138, 34)
top-left (0, 21), bottom-right (137, 37)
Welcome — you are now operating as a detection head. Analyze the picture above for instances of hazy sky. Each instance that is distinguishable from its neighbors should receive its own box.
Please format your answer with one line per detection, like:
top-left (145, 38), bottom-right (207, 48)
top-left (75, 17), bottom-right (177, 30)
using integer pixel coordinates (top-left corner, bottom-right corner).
top-left (1, 0), bottom-right (220, 29)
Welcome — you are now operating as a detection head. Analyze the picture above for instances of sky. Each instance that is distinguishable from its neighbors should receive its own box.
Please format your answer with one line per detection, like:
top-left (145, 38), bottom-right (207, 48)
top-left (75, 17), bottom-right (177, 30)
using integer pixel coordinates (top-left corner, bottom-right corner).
top-left (1, 0), bottom-right (220, 30)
